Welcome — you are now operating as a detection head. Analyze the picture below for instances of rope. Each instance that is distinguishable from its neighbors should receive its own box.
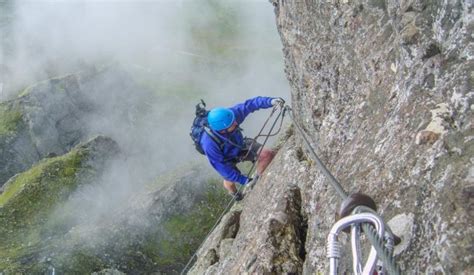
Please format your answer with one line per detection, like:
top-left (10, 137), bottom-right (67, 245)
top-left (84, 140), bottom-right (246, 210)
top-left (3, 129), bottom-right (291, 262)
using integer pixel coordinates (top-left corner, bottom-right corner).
top-left (240, 104), bottom-right (287, 161)
top-left (180, 105), bottom-right (286, 275)
top-left (285, 106), bottom-right (402, 275)
top-left (254, 107), bottom-right (286, 139)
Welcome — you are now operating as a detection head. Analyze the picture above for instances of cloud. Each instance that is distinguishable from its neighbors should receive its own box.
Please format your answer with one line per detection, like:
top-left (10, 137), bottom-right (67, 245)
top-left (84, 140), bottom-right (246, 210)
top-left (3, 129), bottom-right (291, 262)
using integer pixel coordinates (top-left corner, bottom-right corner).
top-left (2, 0), bottom-right (290, 250)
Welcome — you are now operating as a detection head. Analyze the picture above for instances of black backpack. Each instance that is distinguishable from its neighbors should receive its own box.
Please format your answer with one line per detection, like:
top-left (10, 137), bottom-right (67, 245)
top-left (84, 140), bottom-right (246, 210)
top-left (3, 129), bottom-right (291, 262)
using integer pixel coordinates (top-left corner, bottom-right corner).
top-left (190, 100), bottom-right (223, 155)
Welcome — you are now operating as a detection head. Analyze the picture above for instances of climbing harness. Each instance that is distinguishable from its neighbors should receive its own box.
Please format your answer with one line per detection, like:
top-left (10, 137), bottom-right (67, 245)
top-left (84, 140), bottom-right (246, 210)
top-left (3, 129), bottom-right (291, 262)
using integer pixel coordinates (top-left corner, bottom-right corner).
top-left (180, 104), bottom-right (287, 275)
top-left (286, 106), bottom-right (402, 275)
top-left (212, 127), bottom-right (245, 150)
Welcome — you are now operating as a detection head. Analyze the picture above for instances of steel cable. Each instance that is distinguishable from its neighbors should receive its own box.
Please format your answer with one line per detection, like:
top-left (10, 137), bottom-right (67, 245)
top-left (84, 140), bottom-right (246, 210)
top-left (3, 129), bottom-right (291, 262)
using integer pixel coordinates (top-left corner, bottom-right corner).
top-left (286, 106), bottom-right (402, 275)
top-left (362, 223), bottom-right (402, 275)
top-left (286, 107), bottom-right (348, 199)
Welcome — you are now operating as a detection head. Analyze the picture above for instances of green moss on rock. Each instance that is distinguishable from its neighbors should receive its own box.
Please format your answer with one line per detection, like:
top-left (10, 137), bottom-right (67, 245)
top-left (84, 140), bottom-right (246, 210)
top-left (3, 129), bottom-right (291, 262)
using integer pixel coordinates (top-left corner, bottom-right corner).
top-left (0, 147), bottom-right (87, 271)
top-left (0, 156), bottom-right (231, 274)
top-left (0, 148), bottom-right (84, 220)
top-left (0, 104), bottom-right (23, 136)
top-left (106, 176), bottom-right (228, 273)
top-left (157, 179), bottom-right (228, 267)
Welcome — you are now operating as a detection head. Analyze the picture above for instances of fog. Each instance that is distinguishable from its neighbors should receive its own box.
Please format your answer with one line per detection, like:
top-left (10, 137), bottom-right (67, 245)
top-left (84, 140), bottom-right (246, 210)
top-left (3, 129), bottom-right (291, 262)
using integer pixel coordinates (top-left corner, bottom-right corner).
top-left (1, 0), bottom-right (289, 250)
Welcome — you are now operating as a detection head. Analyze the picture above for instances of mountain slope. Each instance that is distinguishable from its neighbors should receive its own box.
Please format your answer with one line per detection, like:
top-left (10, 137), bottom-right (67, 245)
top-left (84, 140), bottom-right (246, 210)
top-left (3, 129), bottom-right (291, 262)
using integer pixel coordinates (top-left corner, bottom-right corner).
top-left (0, 136), bottom-right (229, 273)
top-left (0, 136), bottom-right (120, 273)
top-left (0, 67), bottom-right (152, 187)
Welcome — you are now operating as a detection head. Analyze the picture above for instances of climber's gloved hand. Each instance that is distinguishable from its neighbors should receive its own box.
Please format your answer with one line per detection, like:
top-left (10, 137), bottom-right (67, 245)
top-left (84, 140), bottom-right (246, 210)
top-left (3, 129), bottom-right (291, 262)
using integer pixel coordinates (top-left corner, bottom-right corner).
top-left (245, 177), bottom-right (253, 185)
top-left (271, 97), bottom-right (285, 106)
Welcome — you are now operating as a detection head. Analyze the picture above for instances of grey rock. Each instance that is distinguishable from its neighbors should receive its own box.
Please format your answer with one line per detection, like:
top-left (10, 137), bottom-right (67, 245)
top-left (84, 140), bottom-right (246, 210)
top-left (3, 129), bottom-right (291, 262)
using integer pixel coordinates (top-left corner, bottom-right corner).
top-left (190, 0), bottom-right (473, 274)
top-left (218, 239), bottom-right (234, 260)
top-left (0, 67), bottom-right (151, 187)
top-left (387, 213), bottom-right (415, 256)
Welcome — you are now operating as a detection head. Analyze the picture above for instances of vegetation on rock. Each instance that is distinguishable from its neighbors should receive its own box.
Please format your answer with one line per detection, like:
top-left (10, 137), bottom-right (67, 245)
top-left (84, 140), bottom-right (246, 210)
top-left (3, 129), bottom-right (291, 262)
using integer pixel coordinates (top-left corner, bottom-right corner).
top-left (0, 103), bottom-right (23, 137)
top-left (158, 179), bottom-right (228, 270)
top-left (0, 147), bottom-right (88, 272)
top-left (0, 152), bottom-right (230, 274)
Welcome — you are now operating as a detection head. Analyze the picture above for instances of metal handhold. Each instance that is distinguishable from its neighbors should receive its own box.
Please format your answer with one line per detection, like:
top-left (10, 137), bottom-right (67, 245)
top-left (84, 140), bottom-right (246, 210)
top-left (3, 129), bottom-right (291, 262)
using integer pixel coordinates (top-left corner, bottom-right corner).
top-left (393, 235), bottom-right (402, 246)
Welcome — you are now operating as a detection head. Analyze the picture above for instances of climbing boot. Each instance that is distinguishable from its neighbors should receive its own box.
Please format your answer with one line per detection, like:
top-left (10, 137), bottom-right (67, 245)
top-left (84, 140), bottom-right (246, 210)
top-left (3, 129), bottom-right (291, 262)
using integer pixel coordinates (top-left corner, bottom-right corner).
top-left (231, 191), bottom-right (244, 201)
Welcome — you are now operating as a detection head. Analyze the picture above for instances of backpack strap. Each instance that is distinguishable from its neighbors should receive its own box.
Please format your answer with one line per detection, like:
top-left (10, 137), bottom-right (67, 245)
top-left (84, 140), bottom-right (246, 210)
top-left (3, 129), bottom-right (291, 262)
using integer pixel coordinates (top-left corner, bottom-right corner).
top-left (204, 126), bottom-right (225, 151)
top-left (212, 128), bottom-right (244, 149)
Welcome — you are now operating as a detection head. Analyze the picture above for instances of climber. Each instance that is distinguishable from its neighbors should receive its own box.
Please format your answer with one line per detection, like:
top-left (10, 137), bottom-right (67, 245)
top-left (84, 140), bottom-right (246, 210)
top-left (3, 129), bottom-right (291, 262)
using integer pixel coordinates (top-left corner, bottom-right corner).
top-left (201, 96), bottom-right (285, 201)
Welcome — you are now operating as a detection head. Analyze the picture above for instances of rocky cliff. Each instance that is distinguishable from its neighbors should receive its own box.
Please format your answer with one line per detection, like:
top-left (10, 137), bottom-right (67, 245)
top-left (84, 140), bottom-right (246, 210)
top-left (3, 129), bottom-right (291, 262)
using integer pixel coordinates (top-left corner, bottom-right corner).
top-left (0, 66), bottom-right (151, 187)
top-left (189, 1), bottom-right (473, 274)
top-left (0, 136), bottom-right (120, 272)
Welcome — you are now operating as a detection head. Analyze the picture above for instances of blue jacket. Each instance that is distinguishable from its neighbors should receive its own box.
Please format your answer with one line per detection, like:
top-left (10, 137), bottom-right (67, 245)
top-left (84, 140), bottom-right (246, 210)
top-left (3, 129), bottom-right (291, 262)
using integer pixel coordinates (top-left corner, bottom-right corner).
top-left (200, 96), bottom-right (274, 184)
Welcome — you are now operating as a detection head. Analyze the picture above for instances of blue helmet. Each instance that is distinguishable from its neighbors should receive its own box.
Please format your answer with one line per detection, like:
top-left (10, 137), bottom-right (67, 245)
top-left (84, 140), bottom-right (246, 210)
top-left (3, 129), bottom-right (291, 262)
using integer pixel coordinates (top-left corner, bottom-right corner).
top-left (207, 107), bottom-right (235, 131)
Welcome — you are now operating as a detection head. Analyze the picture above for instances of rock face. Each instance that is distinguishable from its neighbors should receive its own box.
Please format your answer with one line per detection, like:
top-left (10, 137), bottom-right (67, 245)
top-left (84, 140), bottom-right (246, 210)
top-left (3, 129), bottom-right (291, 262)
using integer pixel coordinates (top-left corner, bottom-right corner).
top-left (188, 175), bottom-right (307, 275)
top-left (0, 67), bottom-right (150, 187)
top-left (189, 1), bottom-right (473, 274)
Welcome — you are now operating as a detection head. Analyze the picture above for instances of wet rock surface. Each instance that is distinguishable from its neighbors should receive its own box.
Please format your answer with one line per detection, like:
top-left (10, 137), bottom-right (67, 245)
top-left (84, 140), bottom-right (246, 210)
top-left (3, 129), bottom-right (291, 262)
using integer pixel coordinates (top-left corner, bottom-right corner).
top-left (190, 1), bottom-right (473, 274)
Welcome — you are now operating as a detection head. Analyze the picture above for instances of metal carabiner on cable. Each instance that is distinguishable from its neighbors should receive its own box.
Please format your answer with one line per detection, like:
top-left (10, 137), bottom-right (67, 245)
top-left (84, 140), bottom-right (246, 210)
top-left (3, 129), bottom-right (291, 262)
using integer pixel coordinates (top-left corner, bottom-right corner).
top-left (327, 212), bottom-right (385, 275)
top-left (352, 205), bottom-right (397, 275)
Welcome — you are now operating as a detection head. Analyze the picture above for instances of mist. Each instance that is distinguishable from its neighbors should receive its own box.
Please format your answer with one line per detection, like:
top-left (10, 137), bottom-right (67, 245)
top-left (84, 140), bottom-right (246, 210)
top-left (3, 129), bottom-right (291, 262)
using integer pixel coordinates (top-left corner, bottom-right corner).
top-left (1, 0), bottom-right (289, 249)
